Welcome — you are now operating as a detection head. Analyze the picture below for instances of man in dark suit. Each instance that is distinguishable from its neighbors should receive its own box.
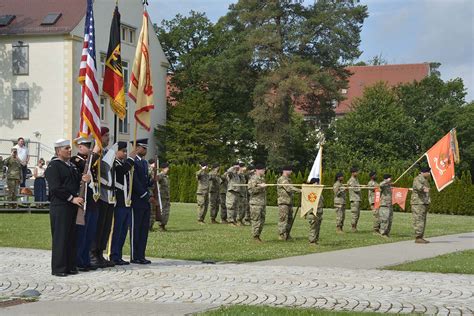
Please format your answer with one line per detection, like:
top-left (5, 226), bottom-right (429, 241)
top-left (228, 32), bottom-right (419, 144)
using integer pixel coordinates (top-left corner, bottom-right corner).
top-left (130, 139), bottom-right (153, 264)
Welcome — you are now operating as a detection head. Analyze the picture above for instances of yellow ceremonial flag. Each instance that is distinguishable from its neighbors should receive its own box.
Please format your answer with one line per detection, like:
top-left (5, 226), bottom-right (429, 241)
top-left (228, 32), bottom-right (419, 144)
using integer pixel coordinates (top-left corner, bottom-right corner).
top-left (129, 10), bottom-right (154, 131)
top-left (301, 184), bottom-right (324, 217)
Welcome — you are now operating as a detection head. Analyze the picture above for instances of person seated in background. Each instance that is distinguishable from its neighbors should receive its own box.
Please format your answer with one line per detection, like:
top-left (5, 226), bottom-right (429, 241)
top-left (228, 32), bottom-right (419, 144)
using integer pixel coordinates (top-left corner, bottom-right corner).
top-left (2, 148), bottom-right (22, 208)
top-left (34, 158), bottom-right (48, 207)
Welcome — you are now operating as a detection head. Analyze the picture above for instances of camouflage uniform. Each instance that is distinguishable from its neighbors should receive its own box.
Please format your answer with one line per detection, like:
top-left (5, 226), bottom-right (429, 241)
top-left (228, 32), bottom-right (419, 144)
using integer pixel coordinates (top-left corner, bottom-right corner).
top-left (208, 169), bottom-right (220, 222)
top-left (243, 172), bottom-right (251, 222)
top-left (157, 172), bottom-right (171, 226)
top-left (368, 179), bottom-right (380, 231)
top-left (333, 180), bottom-right (346, 229)
top-left (3, 156), bottom-right (22, 206)
top-left (219, 174), bottom-right (228, 222)
top-left (411, 174), bottom-right (431, 238)
top-left (379, 179), bottom-right (393, 236)
top-left (305, 195), bottom-right (324, 243)
top-left (196, 169), bottom-right (210, 222)
top-left (347, 176), bottom-right (361, 228)
top-left (248, 173), bottom-right (266, 238)
top-left (277, 175), bottom-right (300, 238)
top-left (237, 172), bottom-right (248, 223)
top-left (225, 166), bottom-right (240, 223)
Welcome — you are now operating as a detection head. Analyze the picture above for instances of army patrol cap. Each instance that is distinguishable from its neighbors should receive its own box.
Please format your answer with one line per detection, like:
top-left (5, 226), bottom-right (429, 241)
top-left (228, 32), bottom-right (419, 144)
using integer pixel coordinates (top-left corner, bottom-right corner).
top-left (421, 166), bottom-right (431, 173)
top-left (335, 172), bottom-right (344, 180)
top-left (160, 162), bottom-right (170, 169)
top-left (255, 163), bottom-right (266, 170)
top-left (383, 174), bottom-right (392, 179)
top-left (369, 171), bottom-right (377, 177)
top-left (54, 139), bottom-right (71, 148)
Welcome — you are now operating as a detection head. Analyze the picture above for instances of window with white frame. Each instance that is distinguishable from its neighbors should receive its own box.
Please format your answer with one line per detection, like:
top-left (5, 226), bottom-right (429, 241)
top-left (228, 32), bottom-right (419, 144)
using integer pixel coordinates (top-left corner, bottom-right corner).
top-left (119, 102), bottom-right (129, 134)
top-left (122, 60), bottom-right (129, 91)
top-left (12, 89), bottom-right (29, 119)
top-left (12, 42), bottom-right (29, 75)
top-left (100, 96), bottom-right (106, 121)
top-left (120, 24), bottom-right (136, 44)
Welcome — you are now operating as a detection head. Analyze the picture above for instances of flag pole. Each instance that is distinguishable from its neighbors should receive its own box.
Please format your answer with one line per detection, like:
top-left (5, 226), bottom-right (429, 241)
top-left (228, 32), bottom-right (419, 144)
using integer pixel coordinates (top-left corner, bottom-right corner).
top-left (393, 153), bottom-right (426, 184)
top-left (113, 114), bottom-right (118, 144)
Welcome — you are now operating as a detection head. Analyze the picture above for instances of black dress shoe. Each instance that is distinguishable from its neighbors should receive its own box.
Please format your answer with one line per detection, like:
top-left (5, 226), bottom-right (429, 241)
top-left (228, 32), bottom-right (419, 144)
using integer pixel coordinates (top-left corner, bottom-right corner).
top-left (77, 266), bottom-right (90, 272)
top-left (120, 259), bottom-right (130, 265)
top-left (52, 272), bottom-right (68, 277)
top-left (87, 264), bottom-right (99, 270)
top-left (130, 259), bottom-right (144, 264)
top-left (104, 259), bottom-right (115, 267)
top-left (141, 259), bottom-right (151, 264)
top-left (113, 260), bottom-right (125, 266)
top-left (67, 269), bottom-right (79, 275)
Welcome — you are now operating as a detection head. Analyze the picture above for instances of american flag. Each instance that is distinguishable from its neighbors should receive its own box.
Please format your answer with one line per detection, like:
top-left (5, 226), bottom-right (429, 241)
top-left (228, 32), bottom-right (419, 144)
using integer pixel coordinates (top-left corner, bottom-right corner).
top-left (78, 0), bottom-right (101, 147)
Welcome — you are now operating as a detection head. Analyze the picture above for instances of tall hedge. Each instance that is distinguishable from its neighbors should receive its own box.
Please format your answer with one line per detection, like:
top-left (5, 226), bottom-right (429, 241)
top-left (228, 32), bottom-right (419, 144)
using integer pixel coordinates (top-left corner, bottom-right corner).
top-left (165, 164), bottom-right (474, 216)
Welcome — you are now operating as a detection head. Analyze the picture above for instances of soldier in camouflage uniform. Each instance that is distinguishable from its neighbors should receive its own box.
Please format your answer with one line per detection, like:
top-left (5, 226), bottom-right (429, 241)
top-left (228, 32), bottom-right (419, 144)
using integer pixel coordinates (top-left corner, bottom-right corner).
top-left (236, 163), bottom-right (248, 226)
top-left (2, 148), bottom-right (22, 208)
top-left (368, 171), bottom-right (380, 233)
top-left (411, 167), bottom-right (431, 244)
top-left (305, 178), bottom-right (324, 244)
top-left (333, 172), bottom-right (346, 233)
top-left (196, 162), bottom-right (210, 224)
top-left (157, 162), bottom-right (171, 231)
top-left (379, 174), bottom-right (393, 238)
top-left (219, 171), bottom-right (228, 223)
top-left (208, 164), bottom-right (221, 224)
top-left (347, 167), bottom-right (361, 232)
top-left (277, 166), bottom-right (301, 240)
top-left (244, 166), bottom-right (255, 224)
top-left (248, 163), bottom-right (267, 242)
top-left (225, 162), bottom-right (241, 225)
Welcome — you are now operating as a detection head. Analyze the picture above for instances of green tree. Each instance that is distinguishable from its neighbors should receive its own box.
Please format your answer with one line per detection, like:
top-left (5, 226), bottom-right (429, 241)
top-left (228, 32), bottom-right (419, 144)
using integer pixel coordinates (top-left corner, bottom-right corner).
top-left (163, 89), bottom-right (219, 164)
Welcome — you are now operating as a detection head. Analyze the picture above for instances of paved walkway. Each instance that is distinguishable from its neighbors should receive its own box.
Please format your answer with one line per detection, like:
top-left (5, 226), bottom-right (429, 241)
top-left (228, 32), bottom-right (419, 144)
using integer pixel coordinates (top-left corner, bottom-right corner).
top-left (1, 246), bottom-right (473, 315)
top-left (255, 232), bottom-right (474, 269)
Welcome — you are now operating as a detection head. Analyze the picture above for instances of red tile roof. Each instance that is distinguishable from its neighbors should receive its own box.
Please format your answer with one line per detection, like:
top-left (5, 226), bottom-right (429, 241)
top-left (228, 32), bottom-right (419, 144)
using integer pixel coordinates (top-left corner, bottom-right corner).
top-left (0, 0), bottom-right (86, 35)
top-left (336, 63), bottom-right (431, 115)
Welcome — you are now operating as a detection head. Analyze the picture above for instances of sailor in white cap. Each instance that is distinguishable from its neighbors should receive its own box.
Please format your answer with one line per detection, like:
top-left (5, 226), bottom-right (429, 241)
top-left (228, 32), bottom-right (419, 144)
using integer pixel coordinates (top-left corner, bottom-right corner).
top-left (45, 139), bottom-right (90, 277)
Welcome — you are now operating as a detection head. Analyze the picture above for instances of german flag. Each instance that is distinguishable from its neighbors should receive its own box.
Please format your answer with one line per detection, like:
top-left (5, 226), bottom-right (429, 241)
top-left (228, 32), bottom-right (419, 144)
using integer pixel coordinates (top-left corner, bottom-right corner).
top-left (103, 5), bottom-right (126, 120)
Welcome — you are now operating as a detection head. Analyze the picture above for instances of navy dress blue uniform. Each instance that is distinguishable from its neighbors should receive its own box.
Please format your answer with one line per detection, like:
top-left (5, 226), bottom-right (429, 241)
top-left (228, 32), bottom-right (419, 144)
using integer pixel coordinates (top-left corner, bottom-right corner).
top-left (110, 151), bottom-right (134, 265)
top-left (131, 139), bottom-right (153, 264)
top-left (71, 152), bottom-right (100, 270)
top-left (45, 156), bottom-right (81, 276)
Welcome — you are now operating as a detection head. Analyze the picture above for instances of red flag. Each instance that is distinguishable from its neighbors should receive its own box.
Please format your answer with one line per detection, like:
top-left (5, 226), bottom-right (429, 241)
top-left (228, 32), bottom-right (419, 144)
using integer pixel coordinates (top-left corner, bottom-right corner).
top-left (425, 129), bottom-right (459, 191)
top-left (374, 188), bottom-right (381, 209)
top-left (392, 187), bottom-right (409, 210)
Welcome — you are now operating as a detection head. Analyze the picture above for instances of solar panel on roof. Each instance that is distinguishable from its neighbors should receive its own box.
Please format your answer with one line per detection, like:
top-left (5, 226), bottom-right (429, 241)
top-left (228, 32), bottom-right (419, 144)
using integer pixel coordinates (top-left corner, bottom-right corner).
top-left (41, 13), bottom-right (62, 26)
top-left (0, 15), bottom-right (15, 27)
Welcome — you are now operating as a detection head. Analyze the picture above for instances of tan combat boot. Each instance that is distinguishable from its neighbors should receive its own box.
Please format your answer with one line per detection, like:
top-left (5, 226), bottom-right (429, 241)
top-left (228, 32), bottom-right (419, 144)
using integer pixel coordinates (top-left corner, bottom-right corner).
top-left (415, 237), bottom-right (429, 244)
top-left (336, 227), bottom-right (344, 234)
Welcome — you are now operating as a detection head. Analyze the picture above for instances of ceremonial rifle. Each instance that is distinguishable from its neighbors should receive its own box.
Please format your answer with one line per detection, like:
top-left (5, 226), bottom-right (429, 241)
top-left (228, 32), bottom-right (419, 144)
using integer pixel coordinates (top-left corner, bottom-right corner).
top-left (76, 141), bottom-right (95, 225)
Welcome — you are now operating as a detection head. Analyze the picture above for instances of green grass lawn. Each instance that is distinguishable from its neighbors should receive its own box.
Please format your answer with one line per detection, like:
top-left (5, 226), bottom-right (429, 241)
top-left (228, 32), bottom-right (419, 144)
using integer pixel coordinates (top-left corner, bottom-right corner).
top-left (0, 202), bottom-right (473, 262)
top-left (202, 305), bottom-right (391, 315)
top-left (385, 250), bottom-right (474, 274)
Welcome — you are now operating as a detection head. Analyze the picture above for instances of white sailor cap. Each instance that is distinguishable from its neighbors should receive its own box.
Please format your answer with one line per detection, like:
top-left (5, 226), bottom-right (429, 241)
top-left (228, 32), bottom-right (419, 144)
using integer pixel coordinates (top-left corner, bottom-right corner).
top-left (54, 139), bottom-right (71, 148)
top-left (73, 136), bottom-right (93, 146)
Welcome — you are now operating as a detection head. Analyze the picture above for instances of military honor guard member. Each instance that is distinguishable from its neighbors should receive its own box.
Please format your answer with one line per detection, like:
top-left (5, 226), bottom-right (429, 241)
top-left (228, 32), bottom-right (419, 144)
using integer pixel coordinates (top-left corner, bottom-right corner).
top-left (208, 163), bottom-right (221, 224)
top-left (130, 139), bottom-right (153, 264)
top-left (333, 172), bottom-right (346, 233)
top-left (157, 162), bottom-right (171, 231)
top-left (110, 142), bottom-right (136, 265)
top-left (248, 163), bottom-right (267, 242)
top-left (347, 167), bottom-right (361, 232)
top-left (411, 167), bottom-right (432, 244)
top-left (305, 178), bottom-right (324, 245)
top-left (368, 171), bottom-right (380, 233)
top-left (93, 127), bottom-right (116, 267)
top-left (45, 139), bottom-right (88, 277)
top-left (225, 162), bottom-right (241, 225)
top-left (277, 166), bottom-right (301, 240)
top-left (379, 174), bottom-right (393, 238)
top-left (196, 162), bottom-right (210, 224)
top-left (71, 137), bottom-right (101, 271)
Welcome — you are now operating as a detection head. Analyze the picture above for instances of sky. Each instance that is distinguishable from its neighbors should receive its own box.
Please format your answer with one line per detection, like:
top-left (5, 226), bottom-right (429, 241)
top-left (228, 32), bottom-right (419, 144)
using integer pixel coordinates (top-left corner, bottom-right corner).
top-left (147, 0), bottom-right (474, 101)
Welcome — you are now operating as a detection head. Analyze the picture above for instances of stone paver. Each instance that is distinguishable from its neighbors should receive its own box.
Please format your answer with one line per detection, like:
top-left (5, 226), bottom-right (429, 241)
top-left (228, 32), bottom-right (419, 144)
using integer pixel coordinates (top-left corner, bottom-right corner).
top-left (1, 248), bottom-right (473, 315)
top-left (255, 232), bottom-right (474, 269)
